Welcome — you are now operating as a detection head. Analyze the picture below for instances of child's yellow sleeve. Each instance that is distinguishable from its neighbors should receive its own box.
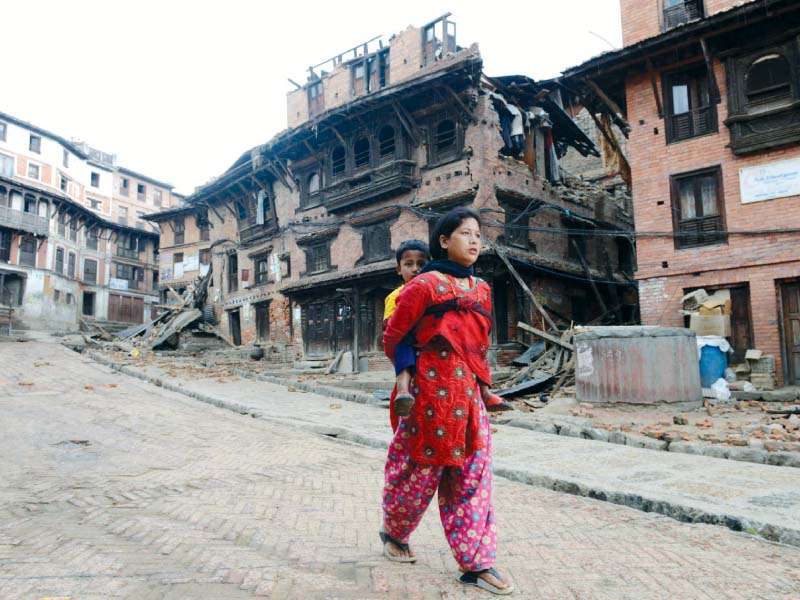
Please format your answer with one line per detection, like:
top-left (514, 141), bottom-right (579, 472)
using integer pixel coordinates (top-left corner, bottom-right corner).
top-left (383, 286), bottom-right (403, 321)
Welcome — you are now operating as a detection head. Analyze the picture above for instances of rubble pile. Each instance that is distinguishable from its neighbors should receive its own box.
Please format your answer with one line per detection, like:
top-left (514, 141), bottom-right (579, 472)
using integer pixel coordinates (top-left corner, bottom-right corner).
top-left (115, 268), bottom-right (229, 350)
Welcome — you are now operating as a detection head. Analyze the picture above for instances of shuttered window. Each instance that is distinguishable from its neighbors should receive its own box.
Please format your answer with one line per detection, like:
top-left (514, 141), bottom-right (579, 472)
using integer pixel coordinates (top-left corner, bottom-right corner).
top-left (670, 167), bottom-right (726, 249)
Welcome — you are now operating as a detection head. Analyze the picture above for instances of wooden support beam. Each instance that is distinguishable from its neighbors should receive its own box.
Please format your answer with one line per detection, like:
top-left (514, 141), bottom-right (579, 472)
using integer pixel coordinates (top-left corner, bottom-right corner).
top-left (645, 58), bottom-right (664, 118)
top-left (700, 38), bottom-right (721, 104)
top-left (570, 239), bottom-right (609, 316)
top-left (517, 321), bottom-right (574, 351)
top-left (329, 125), bottom-right (347, 147)
top-left (203, 201), bottom-right (225, 224)
top-left (391, 100), bottom-right (421, 146)
top-left (584, 78), bottom-right (631, 137)
top-left (490, 242), bottom-right (559, 331)
top-left (443, 84), bottom-right (477, 124)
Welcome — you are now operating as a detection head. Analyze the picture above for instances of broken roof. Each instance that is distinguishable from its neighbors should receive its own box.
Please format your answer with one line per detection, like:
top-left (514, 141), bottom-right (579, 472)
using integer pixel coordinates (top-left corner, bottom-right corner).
top-left (563, 0), bottom-right (795, 78)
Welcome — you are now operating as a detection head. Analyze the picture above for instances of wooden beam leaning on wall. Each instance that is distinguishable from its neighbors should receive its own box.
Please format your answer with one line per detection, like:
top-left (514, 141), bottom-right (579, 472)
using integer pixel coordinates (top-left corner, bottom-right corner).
top-left (489, 241), bottom-right (559, 332)
top-left (645, 57), bottom-right (664, 118)
top-left (391, 100), bottom-right (421, 146)
top-left (583, 78), bottom-right (631, 137)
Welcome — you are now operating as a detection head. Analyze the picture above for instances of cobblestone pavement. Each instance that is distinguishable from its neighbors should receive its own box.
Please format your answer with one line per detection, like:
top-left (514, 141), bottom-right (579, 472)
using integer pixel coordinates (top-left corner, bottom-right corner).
top-left (2, 341), bottom-right (800, 599)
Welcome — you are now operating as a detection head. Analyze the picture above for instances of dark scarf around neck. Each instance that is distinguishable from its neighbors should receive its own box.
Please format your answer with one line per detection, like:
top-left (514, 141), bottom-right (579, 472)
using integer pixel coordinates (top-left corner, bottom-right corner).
top-left (420, 259), bottom-right (474, 279)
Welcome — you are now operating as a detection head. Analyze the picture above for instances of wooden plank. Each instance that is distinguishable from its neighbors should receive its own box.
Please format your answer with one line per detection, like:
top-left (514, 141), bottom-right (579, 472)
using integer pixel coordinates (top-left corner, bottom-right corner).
top-left (326, 350), bottom-right (345, 375)
top-left (517, 322), bottom-right (574, 351)
top-left (646, 57), bottom-right (664, 118)
top-left (570, 239), bottom-right (609, 316)
top-left (700, 38), bottom-right (721, 104)
top-left (491, 243), bottom-right (558, 331)
top-left (584, 78), bottom-right (631, 136)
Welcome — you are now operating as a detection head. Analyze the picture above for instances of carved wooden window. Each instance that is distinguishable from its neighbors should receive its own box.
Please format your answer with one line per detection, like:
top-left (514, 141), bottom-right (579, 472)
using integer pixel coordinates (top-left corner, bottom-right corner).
top-left (308, 172), bottom-right (320, 194)
top-left (665, 66), bottom-right (717, 143)
top-left (429, 117), bottom-right (461, 164)
top-left (254, 256), bottom-right (269, 285)
top-left (331, 145), bottom-right (346, 179)
top-left (305, 242), bottom-right (330, 274)
top-left (354, 137), bottom-right (371, 170)
top-left (746, 54), bottom-right (792, 108)
top-left (670, 167), bottom-right (726, 249)
top-left (86, 228), bottom-right (98, 250)
top-left (362, 221), bottom-right (392, 262)
top-left (173, 219), bottom-right (185, 245)
top-left (83, 259), bottom-right (98, 284)
top-left (55, 247), bottom-right (64, 274)
top-left (67, 252), bottom-right (76, 278)
top-left (227, 253), bottom-right (238, 292)
top-left (308, 81), bottom-right (324, 116)
top-left (662, 0), bottom-right (703, 30)
top-left (57, 212), bottom-right (66, 236)
top-left (378, 125), bottom-right (396, 161)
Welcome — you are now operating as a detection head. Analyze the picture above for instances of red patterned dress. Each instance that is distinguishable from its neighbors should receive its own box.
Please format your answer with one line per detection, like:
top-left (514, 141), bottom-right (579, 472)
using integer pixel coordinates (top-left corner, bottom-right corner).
top-left (381, 271), bottom-right (498, 571)
top-left (383, 271), bottom-right (493, 466)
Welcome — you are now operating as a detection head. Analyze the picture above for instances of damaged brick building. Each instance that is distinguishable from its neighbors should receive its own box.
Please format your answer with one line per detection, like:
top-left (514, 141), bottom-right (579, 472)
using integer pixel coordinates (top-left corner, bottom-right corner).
top-left (158, 14), bottom-right (636, 369)
top-left (562, 0), bottom-right (800, 385)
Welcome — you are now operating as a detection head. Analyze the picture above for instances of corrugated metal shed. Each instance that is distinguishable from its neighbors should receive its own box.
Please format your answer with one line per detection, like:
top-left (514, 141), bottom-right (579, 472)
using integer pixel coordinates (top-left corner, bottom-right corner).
top-left (574, 326), bottom-right (702, 406)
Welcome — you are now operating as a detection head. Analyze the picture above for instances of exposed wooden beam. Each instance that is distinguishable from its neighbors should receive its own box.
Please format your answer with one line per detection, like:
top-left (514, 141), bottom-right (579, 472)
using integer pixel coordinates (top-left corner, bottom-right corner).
top-left (442, 84), bottom-right (477, 125)
top-left (645, 57), bottom-right (664, 118)
top-left (329, 125), bottom-right (347, 147)
top-left (570, 239), bottom-right (608, 316)
top-left (699, 38), bottom-right (721, 104)
top-left (584, 78), bottom-right (631, 137)
top-left (203, 201), bottom-right (225, 224)
top-left (391, 100), bottom-right (420, 146)
top-left (517, 322), bottom-right (574, 351)
top-left (490, 242), bottom-right (559, 331)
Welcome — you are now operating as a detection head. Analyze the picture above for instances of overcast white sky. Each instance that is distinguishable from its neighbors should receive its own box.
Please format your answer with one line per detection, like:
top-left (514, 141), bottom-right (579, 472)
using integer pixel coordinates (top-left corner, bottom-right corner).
top-left (3, 1), bottom-right (621, 195)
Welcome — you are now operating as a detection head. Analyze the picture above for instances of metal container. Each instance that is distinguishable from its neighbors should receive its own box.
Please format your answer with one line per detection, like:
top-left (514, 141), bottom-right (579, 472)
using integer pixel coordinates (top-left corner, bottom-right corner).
top-left (574, 326), bottom-right (702, 406)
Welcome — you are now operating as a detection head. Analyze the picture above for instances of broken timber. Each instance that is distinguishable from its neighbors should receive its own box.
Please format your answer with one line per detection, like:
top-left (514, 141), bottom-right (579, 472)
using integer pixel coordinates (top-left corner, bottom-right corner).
top-left (517, 322), bottom-right (574, 351)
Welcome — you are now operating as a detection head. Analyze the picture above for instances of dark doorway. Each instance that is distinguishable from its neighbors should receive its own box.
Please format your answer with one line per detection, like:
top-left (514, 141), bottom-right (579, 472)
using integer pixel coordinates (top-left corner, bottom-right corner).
top-left (729, 286), bottom-right (753, 363)
top-left (781, 282), bottom-right (800, 385)
top-left (303, 298), bottom-right (353, 356)
top-left (255, 302), bottom-right (270, 342)
top-left (82, 291), bottom-right (95, 316)
top-left (493, 276), bottom-right (511, 343)
top-left (229, 309), bottom-right (242, 346)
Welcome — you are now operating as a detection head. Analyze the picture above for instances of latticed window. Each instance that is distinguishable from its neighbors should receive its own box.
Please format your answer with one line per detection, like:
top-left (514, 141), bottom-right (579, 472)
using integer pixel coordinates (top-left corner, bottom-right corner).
top-left (254, 257), bottom-right (269, 285)
top-left (67, 252), bottom-right (76, 278)
top-left (83, 259), bottom-right (98, 284)
top-left (378, 125), bottom-right (396, 160)
top-left (663, 0), bottom-right (703, 30)
top-left (354, 137), bottom-right (370, 169)
top-left (55, 248), bottom-right (64, 274)
top-left (671, 167), bottom-right (726, 249)
top-left (362, 222), bottom-right (392, 262)
top-left (665, 66), bottom-right (716, 143)
top-left (331, 145), bottom-right (346, 178)
top-left (306, 243), bottom-right (330, 274)
top-left (86, 228), bottom-right (98, 250)
top-left (173, 219), bottom-right (185, 245)
top-left (746, 54), bottom-right (792, 108)
top-left (430, 118), bottom-right (460, 164)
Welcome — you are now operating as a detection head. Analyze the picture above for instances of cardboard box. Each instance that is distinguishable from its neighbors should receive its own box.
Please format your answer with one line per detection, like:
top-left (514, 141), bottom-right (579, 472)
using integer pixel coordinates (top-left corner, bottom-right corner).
top-left (698, 299), bottom-right (732, 316)
top-left (681, 289), bottom-right (709, 311)
top-left (690, 314), bottom-right (731, 337)
top-left (750, 373), bottom-right (776, 391)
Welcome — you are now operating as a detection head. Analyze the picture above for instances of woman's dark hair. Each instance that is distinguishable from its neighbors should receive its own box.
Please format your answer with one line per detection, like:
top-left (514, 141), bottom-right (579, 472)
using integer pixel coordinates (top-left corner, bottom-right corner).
top-left (428, 206), bottom-right (482, 260)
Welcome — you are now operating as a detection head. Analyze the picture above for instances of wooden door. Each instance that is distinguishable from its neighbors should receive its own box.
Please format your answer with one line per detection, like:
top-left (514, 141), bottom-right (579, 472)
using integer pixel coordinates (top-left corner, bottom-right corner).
top-left (109, 294), bottom-right (144, 324)
top-left (729, 286), bottom-right (753, 363)
top-left (782, 283), bottom-right (800, 385)
top-left (229, 309), bottom-right (242, 346)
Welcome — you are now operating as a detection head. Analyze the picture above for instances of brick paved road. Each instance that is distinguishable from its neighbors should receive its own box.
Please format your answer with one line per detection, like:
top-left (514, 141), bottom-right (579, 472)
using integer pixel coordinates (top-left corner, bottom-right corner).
top-left (1, 341), bottom-right (800, 599)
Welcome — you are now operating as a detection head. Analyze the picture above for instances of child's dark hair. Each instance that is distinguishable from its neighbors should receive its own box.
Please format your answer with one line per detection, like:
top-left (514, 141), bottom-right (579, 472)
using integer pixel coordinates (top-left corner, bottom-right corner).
top-left (395, 239), bottom-right (431, 264)
top-left (428, 206), bottom-right (482, 260)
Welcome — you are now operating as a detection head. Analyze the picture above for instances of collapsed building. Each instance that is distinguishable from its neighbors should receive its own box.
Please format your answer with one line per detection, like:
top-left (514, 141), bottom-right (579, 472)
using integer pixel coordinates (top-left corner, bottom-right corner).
top-left (149, 14), bottom-right (636, 369)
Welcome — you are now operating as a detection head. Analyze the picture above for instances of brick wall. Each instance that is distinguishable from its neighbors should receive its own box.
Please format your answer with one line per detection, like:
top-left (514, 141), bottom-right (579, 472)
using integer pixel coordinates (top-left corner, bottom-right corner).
top-left (627, 51), bottom-right (800, 383)
top-left (621, 0), bottom-right (758, 47)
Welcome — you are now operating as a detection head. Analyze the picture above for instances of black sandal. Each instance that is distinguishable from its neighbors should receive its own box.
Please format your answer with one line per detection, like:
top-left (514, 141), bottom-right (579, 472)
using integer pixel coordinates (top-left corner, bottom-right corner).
top-left (379, 529), bottom-right (417, 563)
top-left (394, 393), bottom-right (415, 417)
top-left (457, 567), bottom-right (514, 595)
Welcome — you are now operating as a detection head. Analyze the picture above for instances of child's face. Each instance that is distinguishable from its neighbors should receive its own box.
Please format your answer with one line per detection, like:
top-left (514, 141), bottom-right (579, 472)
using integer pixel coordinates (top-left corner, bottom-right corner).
top-left (397, 249), bottom-right (429, 283)
top-left (440, 218), bottom-right (481, 267)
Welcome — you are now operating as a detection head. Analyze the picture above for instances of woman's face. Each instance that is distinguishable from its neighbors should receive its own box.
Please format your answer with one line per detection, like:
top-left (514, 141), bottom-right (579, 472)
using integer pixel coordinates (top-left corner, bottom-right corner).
top-left (440, 217), bottom-right (481, 268)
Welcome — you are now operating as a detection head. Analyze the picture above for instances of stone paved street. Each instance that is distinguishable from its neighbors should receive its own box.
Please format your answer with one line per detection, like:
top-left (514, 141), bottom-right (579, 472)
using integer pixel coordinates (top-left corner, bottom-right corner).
top-left (2, 341), bottom-right (800, 599)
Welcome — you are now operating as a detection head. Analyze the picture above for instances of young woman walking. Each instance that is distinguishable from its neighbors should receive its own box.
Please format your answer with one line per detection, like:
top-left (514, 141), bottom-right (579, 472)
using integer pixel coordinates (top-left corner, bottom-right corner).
top-left (380, 207), bottom-right (513, 595)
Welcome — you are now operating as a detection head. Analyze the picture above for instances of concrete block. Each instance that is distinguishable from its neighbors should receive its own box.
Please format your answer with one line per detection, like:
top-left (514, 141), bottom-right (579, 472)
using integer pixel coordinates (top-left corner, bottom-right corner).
top-left (583, 427), bottom-right (610, 442)
top-left (766, 452), bottom-right (800, 468)
top-left (608, 431), bottom-right (627, 445)
top-left (727, 447), bottom-right (767, 464)
top-left (669, 441), bottom-right (704, 455)
top-left (625, 433), bottom-right (667, 451)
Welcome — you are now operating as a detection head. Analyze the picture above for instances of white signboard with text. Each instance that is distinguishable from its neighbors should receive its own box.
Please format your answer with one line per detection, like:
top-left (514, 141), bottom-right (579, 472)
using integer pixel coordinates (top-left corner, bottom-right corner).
top-left (109, 278), bottom-right (129, 291)
top-left (740, 157), bottom-right (800, 204)
top-left (183, 253), bottom-right (199, 272)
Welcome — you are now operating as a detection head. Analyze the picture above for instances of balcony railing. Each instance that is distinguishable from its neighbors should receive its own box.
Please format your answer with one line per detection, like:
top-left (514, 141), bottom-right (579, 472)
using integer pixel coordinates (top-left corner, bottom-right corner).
top-left (0, 206), bottom-right (49, 237)
top-left (117, 247), bottom-right (141, 259)
top-left (669, 106), bottom-right (715, 142)
top-left (325, 160), bottom-right (416, 213)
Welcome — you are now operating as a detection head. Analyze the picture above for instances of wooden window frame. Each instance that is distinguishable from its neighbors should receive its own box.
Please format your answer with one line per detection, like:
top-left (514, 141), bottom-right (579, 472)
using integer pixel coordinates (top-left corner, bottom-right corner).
top-left (670, 166), bottom-right (727, 250)
top-left (663, 63), bottom-right (718, 144)
top-left (305, 242), bottom-right (331, 275)
top-left (83, 258), bottom-right (98, 284)
top-left (29, 135), bottom-right (41, 154)
top-left (361, 220), bottom-right (392, 263)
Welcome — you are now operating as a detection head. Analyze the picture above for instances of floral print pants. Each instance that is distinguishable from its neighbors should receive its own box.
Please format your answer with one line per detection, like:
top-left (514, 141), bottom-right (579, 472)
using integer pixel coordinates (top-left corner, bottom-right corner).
top-left (382, 404), bottom-right (497, 571)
